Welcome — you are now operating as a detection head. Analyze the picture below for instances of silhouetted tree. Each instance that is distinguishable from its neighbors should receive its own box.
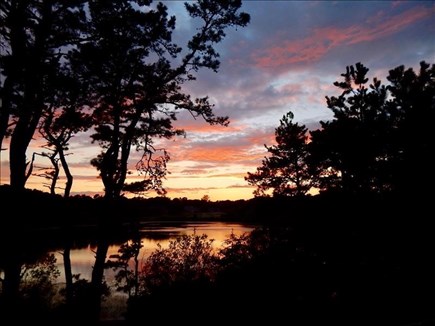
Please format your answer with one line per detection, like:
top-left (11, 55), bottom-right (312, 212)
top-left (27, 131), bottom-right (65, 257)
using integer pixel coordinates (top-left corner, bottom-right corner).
top-left (20, 253), bottom-right (60, 308)
top-left (73, 0), bottom-right (249, 199)
top-left (385, 61), bottom-right (435, 194)
top-left (141, 234), bottom-right (217, 290)
top-left (27, 151), bottom-right (60, 195)
top-left (126, 233), bottom-right (219, 323)
top-left (39, 105), bottom-right (91, 197)
top-left (0, 246), bottom-right (61, 323)
top-left (75, 2), bottom-right (249, 321)
top-left (309, 63), bottom-right (391, 193)
top-left (122, 180), bottom-right (155, 197)
top-left (246, 111), bottom-right (312, 197)
top-left (309, 61), bottom-right (435, 195)
top-left (106, 238), bottom-right (143, 298)
top-left (0, 1), bottom-right (86, 190)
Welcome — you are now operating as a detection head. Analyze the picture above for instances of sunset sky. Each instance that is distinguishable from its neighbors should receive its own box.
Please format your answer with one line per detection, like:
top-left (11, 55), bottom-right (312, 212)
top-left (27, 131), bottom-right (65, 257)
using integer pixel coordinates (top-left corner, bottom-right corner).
top-left (1, 1), bottom-right (434, 201)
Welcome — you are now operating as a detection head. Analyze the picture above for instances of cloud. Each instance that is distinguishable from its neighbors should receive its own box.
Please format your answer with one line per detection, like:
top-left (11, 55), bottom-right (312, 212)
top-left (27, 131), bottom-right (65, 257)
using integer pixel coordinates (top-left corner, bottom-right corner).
top-left (157, 123), bottom-right (274, 167)
top-left (252, 5), bottom-right (434, 70)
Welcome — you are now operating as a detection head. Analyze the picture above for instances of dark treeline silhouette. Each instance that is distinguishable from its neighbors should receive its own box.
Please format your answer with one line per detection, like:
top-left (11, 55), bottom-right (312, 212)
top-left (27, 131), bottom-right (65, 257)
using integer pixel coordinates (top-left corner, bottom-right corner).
top-left (247, 61), bottom-right (435, 198)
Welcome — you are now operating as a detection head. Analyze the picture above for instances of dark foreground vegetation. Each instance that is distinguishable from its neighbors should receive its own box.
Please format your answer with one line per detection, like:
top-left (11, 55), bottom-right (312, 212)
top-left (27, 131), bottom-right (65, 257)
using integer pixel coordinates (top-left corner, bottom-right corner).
top-left (0, 186), bottom-right (433, 325)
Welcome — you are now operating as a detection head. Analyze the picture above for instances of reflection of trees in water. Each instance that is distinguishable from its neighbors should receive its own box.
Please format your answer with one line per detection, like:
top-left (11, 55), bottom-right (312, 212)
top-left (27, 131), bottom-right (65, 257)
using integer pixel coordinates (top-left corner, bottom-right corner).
top-left (2, 218), bottom-right (434, 326)
top-left (19, 254), bottom-right (60, 313)
top-left (0, 252), bottom-right (61, 322)
top-left (139, 230), bottom-right (181, 241)
top-left (0, 229), bottom-right (115, 323)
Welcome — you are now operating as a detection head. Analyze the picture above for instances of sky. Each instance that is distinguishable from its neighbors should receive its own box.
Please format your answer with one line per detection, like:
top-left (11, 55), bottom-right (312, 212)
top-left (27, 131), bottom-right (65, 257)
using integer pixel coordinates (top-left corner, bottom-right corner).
top-left (1, 1), bottom-right (434, 201)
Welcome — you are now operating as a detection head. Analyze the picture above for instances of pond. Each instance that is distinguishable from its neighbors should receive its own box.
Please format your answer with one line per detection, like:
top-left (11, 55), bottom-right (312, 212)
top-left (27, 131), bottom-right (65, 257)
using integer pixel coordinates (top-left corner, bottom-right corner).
top-left (52, 221), bottom-right (255, 282)
top-left (42, 220), bottom-right (256, 321)
top-left (0, 220), bottom-right (256, 322)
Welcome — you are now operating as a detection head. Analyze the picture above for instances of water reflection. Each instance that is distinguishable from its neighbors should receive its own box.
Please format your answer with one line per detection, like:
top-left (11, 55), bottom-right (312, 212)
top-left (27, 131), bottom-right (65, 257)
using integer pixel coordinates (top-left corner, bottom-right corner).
top-left (53, 221), bottom-right (253, 282)
top-left (0, 221), bottom-right (253, 322)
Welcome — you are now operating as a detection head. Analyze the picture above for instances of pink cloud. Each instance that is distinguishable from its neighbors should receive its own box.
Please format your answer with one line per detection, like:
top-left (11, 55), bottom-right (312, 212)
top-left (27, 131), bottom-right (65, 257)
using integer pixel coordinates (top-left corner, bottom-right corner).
top-left (162, 126), bottom-right (274, 166)
top-left (181, 146), bottom-right (251, 163)
top-left (253, 6), bottom-right (434, 68)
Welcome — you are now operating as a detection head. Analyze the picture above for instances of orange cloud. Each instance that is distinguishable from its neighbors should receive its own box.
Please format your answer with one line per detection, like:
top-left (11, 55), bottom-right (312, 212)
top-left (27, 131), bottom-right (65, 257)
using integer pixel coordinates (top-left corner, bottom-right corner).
top-left (165, 131), bottom-right (273, 166)
top-left (253, 6), bottom-right (434, 68)
top-left (182, 146), bottom-right (251, 163)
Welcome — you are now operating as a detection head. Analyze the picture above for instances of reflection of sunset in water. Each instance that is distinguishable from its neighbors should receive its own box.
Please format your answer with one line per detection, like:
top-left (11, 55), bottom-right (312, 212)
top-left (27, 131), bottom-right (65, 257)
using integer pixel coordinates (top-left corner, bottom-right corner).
top-left (53, 222), bottom-right (254, 282)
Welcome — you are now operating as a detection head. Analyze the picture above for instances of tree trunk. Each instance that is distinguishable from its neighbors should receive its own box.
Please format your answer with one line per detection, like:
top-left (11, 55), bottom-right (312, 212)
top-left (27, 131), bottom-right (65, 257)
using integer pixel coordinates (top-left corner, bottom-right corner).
top-left (58, 147), bottom-right (73, 198)
top-left (0, 77), bottom-right (13, 151)
top-left (9, 123), bottom-right (30, 190)
top-left (49, 155), bottom-right (60, 195)
top-left (90, 238), bottom-right (109, 322)
top-left (0, 1), bottom-right (28, 152)
top-left (9, 0), bottom-right (51, 190)
top-left (1, 258), bottom-right (22, 314)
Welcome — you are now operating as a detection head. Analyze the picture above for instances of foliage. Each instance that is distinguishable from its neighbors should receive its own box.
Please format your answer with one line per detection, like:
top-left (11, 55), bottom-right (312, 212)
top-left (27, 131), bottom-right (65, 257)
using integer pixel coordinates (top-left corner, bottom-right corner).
top-left (72, 0), bottom-right (250, 199)
top-left (309, 62), bottom-right (391, 193)
top-left (0, 0), bottom-right (87, 189)
top-left (139, 234), bottom-right (218, 294)
top-left (248, 61), bottom-right (434, 196)
top-left (106, 239), bottom-right (143, 298)
top-left (1, 0), bottom-right (250, 197)
top-left (19, 253), bottom-right (60, 309)
top-left (310, 61), bottom-right (434, 194)
top-left (38, 103), bottom-right (92, 197)
top-left (246, 111), bottom-right (312, 196)
top-left (385, 61), bottom-right (435, 193)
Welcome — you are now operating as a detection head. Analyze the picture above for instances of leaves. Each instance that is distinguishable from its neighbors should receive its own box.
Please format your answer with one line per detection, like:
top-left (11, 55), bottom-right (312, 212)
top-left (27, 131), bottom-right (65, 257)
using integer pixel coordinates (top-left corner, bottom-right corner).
top-left (245, 111), bottom-right (312, 197)
top-left (71, 0), bottom-right (249, 198)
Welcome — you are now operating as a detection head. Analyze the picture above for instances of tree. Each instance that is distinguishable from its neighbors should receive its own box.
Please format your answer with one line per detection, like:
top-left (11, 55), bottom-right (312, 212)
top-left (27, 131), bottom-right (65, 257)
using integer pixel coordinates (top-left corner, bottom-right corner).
top-left (246, 111), bottom-right (312, 197)
top-left (70, 1), bottom-right (249, 320)
top-left (140, 234), bottom-right (218, 293)
top-left (38, 104), bottom-right (91, 198)
top-left (385, 61), bottom-right (435, 194)
top-left (106, 238), bottom-right (144, 299)
top-left (0, 1), bottom-right (86, 190)
top-left (309, 61), bottom-right (434, 195)
top-left (25, 93), bottom-right (91, 197)
top-left (309, 63), bottom-right (390, 193)
top-left (74, 0), bottom-right (250, 199)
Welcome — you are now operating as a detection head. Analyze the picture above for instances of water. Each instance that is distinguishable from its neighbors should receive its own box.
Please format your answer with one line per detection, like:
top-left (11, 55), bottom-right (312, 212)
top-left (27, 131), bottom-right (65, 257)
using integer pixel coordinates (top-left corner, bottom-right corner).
top-left (47, 221), bottom-right (254, 320)
top-left (0, 221), bottom-right (254, 321)
top-left (53, 221), bottom-right (254, 283)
